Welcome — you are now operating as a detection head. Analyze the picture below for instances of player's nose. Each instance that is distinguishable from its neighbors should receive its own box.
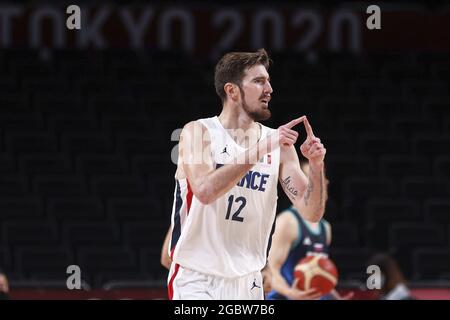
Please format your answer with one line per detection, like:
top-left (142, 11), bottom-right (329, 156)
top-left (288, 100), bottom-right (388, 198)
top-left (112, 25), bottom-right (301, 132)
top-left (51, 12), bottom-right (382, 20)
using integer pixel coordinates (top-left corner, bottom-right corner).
top-left (264, 81), bottom-right (273, 95)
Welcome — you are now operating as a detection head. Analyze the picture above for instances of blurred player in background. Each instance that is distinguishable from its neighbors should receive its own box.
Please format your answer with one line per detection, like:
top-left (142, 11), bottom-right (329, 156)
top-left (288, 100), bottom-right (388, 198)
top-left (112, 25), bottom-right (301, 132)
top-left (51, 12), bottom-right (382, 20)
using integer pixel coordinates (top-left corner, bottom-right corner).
top-left (0, 270), bottom-right (10, 300)
top-left (368, 253), bottom-right (415, 300)
top-left (267, 161), bottom-right (353, 300)
top-left (166, 49), bottom-right (327, 300)
top-left (160, 229), bottom-right (172, 270)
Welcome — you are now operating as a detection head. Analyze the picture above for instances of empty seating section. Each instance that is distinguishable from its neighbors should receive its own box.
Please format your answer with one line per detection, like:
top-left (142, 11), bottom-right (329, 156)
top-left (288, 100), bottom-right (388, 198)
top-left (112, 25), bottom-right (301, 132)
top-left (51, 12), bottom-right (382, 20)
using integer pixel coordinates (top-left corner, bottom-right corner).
top-left (0, 49), bottom-right (449, 286)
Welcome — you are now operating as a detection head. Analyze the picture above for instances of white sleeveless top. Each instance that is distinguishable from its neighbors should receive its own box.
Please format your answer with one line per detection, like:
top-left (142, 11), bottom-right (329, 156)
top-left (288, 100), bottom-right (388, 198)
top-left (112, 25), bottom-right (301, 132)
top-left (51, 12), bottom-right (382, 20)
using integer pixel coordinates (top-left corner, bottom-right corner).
top-left (170, 116), bottom-right (280, 278)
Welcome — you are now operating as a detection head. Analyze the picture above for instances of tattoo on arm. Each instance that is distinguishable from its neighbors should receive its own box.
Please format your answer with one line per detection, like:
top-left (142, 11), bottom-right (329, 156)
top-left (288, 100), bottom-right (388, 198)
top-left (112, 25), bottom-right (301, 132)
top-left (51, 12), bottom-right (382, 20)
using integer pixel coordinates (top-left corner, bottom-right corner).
top-left (281, 176), bottom-right (298, 200)
top-left (304, 180), bottom-right (313, 206)
top-left (304, 166), bottom-right (325, 208)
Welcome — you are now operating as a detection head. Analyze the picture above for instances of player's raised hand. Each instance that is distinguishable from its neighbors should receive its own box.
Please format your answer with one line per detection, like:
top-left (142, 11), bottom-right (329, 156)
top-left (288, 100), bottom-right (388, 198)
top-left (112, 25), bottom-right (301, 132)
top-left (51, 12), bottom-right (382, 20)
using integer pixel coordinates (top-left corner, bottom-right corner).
top-left (277, 116), bottom-right (306, 147)
top-left (299, 117), bottom-right (326, 165)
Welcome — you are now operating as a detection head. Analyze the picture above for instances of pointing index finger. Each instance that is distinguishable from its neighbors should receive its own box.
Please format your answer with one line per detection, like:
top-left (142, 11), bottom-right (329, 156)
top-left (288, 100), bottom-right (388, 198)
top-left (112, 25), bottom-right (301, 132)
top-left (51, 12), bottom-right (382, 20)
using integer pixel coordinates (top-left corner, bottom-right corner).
top-left (304, 117), bottom-right (315, 138)
top-left (285, 116), bottom-right (306, 129)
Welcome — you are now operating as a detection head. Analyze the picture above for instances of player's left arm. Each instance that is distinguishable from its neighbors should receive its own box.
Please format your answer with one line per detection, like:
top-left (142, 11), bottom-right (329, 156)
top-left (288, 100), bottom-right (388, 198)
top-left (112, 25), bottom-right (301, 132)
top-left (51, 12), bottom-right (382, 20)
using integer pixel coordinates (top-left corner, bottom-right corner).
top-left (279, 117), bottom-right (326, 222)
top-left (160, 227), bottom-right (172, 270)
top-left (261, 262), bottom-right (272, 294)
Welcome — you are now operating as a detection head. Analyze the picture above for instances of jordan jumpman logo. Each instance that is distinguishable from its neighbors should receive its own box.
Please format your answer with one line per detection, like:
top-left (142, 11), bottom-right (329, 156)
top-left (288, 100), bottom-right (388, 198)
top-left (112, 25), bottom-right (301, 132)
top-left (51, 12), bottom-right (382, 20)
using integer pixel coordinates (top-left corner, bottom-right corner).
top-left (250, 278), bottom-right (261, 291)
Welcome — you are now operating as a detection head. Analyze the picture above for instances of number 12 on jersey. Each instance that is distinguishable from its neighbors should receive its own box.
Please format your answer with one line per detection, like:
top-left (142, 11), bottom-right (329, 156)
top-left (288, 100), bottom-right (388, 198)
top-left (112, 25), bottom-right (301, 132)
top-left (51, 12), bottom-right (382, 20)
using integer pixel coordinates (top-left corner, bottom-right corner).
top-left (225, 195), bottom-right (247, 222)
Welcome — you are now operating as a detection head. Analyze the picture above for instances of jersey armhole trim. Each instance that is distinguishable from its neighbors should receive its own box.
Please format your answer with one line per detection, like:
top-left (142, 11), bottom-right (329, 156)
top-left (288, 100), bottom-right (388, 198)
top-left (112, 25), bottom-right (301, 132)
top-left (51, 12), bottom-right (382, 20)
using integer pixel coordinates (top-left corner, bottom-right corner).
top-left (199, 118), bottom-right (216, 166)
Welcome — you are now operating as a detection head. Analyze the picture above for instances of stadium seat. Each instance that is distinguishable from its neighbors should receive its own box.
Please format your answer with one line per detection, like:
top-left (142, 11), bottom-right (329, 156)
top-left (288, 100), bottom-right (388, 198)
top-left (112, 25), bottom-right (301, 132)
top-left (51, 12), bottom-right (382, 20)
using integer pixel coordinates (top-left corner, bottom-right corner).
top-left (47, 114), bottom-right (97, 133)
top-left (389, 223), bottom-right (445, 247)
top-left (0, 153), bottom-right (15, 173)
top-left (413, 248), bottom-right (450, 280)
top-left (32, 174), bottom-right (88, 196)
top-left (60, 132), bottom-right (114, 154)
top-left (47, 196), bottom-right (104, 221)
top-left (331, 247), bottom-right (372, 281)
top-left (412, 134), bottom-right (450, 155)
top-left (19, 153), bottom-right (72, 174)
top-left (61, 221), bottom-right (120, 245)
top-left (434, 156), bottom-right (450, 176)
top-left (0, 196), bottom-right (44, 219)
top-left (75, 155), bottom-right (128, 174)
top-left (6, 132), bottom-right (57, 153)
top-left (90, 174), bottom-right (147, 196)
top-left (4, 221), bottom-right (59, 245)
top-left (0, 112), bottom-right (44, 131)
top-left (379, 155), bottom-right (430, 177)
top-left (329, 222), bottom-right (359, 246)
top-left (0, 174), bottom-right (28, 195)
top-left (77, 246), bottom-right (137, 283)
top-left (15, 246), bottom-right (74, 277)
top-left (0, 248), bottom-right (12, 272)
top-left (107, 197), bottom-right (162, 220)
top-left (423, 198), bottom-right (450, 223)
top-left (122, 221), bottom-right (167, 246)
top-left (401, 177), bottom-right (450, 198)
top-left (359, 133), bottom-right (408, 155)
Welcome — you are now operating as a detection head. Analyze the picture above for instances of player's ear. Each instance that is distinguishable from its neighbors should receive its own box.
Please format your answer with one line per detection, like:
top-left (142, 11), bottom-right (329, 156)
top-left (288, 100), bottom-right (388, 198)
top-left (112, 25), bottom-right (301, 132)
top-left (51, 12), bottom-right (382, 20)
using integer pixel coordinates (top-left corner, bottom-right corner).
top-left (224, 83), bottom-right (239, 101)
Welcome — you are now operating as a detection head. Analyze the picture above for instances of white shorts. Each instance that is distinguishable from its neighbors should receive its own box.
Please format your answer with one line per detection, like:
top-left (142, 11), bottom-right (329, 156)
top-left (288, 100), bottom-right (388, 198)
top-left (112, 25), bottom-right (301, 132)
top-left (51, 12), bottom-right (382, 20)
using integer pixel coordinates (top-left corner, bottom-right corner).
top-left (168, 263), bottom-right (264, 300)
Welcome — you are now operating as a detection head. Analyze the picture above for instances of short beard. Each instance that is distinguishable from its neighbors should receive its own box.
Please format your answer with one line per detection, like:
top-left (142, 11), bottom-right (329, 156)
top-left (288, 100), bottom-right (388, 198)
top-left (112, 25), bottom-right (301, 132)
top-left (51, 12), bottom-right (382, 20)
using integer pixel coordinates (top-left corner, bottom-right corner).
top-left (238, 86), bottom-right (271, 121)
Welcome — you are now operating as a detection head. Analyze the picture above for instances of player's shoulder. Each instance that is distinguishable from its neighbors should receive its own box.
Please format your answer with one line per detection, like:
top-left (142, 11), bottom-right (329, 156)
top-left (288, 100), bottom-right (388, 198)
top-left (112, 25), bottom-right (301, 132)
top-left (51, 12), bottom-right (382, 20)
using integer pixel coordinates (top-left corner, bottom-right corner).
top-left (181, 118), bottom-right (218, 148)
top-left (277, 207), bottom-right (298, 223)
top-left (321, 218), bottom-right (330, 228)
top-left (182, 118), bottom-right (209, 135)
top-left (276, 208), bottom-right (300, 238)
top-left (258, 122), bottom-right (277, 133)
top-left (183, 116), bottom-right (217, 130)
top-left (182, 119), bottom-right (202, 130)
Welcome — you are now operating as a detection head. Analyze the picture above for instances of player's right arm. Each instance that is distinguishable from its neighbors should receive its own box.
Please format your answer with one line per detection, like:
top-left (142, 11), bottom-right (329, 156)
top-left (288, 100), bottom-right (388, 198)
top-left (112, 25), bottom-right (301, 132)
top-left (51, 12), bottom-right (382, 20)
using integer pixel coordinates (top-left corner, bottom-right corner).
top-left (178, 120), bottom-right (253, 204)
top-left (268, 212), bottom-right (321, 300)
top-left (179, 120), bottom-right (293, 204)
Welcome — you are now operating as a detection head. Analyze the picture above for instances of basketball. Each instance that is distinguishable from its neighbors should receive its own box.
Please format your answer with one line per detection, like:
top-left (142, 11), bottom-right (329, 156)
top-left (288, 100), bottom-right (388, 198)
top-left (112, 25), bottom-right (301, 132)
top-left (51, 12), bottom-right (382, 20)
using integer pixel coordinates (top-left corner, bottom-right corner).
top-left (293, 255), bottom-right (338, 296)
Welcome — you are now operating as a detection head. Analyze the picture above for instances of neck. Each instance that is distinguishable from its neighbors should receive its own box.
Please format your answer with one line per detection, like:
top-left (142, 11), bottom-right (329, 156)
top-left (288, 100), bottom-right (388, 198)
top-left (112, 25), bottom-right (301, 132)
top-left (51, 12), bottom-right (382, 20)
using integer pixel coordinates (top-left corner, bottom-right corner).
top-left (305, 221), bottom-right (319, 228)
top-left (218, 101), bottom-right (261, 147)
top-left (218, 101), bottom-right (255, 131)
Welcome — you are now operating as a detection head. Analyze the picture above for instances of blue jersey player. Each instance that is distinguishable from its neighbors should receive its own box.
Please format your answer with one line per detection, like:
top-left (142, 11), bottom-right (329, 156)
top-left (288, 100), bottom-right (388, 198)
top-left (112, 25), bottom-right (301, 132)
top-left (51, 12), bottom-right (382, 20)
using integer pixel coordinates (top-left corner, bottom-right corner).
top-left (267, 162), bottom-right (353, 300)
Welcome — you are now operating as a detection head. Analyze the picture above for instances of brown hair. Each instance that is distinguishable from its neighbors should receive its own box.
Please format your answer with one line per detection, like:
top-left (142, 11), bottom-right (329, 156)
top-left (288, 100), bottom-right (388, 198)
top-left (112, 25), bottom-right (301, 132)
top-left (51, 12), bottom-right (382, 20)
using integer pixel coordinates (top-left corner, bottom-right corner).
top-left (214, 48), bottom-right (272, 102)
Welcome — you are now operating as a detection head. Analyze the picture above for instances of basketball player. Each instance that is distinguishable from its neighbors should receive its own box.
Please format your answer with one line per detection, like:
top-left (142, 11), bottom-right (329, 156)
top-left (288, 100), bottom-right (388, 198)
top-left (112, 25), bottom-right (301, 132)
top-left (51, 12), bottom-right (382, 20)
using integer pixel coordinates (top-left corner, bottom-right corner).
top-left (267, 161), bottom-right (353, 300)
top-left (167, 49), bottom-right (327, 300)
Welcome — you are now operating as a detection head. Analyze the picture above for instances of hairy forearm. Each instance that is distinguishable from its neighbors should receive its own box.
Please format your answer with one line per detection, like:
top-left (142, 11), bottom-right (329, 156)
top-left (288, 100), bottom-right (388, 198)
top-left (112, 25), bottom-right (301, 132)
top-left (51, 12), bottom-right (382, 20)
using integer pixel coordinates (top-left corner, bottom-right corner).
top-left (197, 163), bottom-right (253, 204)
top-left (301, 162), bottom-right (325, 221)
top-left (195, 135), bottom-right (276, 204)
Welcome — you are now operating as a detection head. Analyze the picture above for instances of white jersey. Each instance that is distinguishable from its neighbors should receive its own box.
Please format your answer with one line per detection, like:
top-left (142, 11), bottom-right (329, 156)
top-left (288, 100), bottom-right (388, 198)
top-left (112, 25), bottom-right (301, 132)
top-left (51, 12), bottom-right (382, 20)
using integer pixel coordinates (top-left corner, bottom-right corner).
top-left (169, 116), bottom-right (280, 278)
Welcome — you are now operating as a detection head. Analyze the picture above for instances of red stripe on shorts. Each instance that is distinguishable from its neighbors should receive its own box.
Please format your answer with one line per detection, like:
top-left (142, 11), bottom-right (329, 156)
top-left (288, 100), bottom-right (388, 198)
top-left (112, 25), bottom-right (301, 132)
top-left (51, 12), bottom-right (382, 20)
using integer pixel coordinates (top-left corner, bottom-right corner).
top-left (168, 263), bottom-right (180, 300)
